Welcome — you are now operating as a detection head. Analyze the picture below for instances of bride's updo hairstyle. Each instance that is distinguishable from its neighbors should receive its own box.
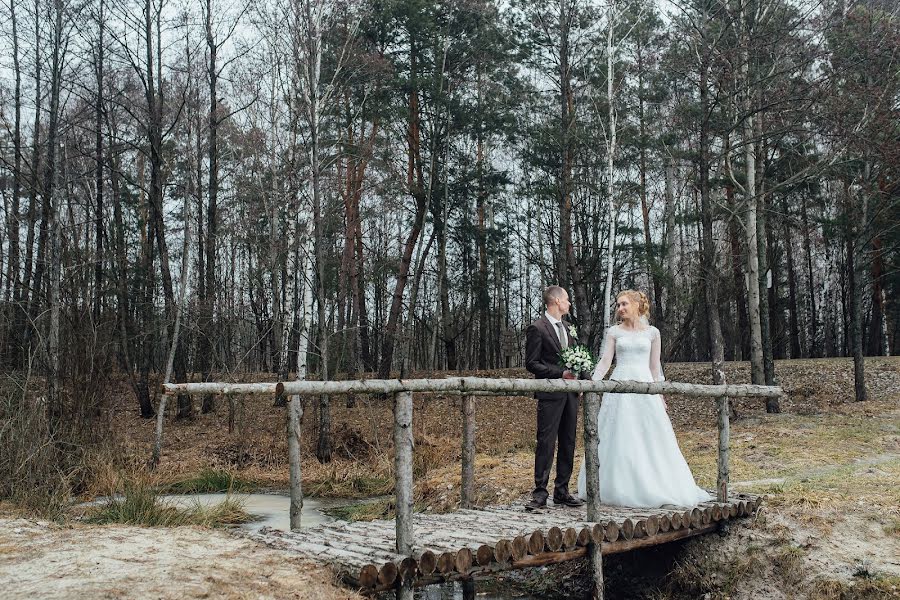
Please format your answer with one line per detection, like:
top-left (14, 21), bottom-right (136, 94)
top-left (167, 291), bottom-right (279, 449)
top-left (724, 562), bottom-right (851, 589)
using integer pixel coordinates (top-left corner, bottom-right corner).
top-left (616, 289), bottom-right (651, 323)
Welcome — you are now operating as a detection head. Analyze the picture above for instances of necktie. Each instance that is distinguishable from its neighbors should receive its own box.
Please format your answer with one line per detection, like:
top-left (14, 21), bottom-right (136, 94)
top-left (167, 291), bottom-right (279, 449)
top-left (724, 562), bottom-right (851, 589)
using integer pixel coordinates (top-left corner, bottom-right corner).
top-left (555, 322), bottom-right (568, 350)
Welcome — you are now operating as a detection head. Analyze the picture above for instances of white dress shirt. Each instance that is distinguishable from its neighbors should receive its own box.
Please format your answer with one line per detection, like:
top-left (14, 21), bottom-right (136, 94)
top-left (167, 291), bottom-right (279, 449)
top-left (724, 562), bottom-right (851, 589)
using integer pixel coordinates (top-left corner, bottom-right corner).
top-left (545, 311), bottom-right (566, 348)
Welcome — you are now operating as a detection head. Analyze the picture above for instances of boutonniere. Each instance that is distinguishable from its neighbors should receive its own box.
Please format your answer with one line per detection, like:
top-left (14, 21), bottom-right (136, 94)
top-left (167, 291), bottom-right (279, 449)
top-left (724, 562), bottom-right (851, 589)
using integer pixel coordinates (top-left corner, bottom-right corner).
top-left (567, 324), bottom-right (578, 339)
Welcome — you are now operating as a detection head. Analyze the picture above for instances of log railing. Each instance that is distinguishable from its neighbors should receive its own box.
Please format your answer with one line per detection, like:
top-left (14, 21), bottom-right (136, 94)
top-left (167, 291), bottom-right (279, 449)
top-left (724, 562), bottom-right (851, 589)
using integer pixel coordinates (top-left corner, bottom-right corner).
top-left (162, 377), bottom-right (781, 599)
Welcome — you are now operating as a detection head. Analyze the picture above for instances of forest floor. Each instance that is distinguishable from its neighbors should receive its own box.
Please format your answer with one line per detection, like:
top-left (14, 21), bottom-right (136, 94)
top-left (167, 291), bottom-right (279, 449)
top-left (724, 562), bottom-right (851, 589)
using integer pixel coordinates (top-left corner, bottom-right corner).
top-left (1, 356), bottom-right (898, 599)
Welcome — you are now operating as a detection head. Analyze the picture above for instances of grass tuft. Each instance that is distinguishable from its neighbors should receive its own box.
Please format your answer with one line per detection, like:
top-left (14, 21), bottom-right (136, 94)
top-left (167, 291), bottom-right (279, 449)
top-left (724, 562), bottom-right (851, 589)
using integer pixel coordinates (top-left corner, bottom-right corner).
top-left (324, 499), bottom-right (393, 522)
top-left (809, 575), bottom-right (900, 600)
top-left (773, 543), bottom-right (806, 586)
top-left (162, 468), bottom-right (256, 494)
top-left (87, 482), bottom-right (183, 526)
top-left (884, 518), bottom-right (900, 537)
top-left (86, 481), bottom-right (252, 527)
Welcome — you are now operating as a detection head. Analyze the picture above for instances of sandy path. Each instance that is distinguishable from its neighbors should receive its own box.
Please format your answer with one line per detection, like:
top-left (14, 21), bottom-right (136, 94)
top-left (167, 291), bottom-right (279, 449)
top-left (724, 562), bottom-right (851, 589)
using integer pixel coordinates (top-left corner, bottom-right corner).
top-left (0, 518), bottom-right (362, 600)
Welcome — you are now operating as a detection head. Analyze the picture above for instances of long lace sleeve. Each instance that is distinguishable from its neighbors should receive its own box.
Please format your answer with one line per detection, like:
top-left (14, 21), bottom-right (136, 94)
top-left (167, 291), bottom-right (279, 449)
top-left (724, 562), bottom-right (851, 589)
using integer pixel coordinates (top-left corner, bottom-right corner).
top-left (591, 327), bottom-right (617, 380)
top-left (650, 326), bottom-right (665, 382)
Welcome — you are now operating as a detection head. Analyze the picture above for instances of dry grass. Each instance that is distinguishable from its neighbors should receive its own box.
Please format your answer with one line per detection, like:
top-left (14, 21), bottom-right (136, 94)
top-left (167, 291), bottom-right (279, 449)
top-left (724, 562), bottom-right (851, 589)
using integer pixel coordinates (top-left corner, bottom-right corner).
top-left (807, 576), bottom-right (900, 600)
top-left (84, 481), bottom-right (253, 527)
top-left (118, 357), bottom-right (899, 495)
top-left (886, 518), bottom-right (900, 537)
top-left (100, 358), bottom-right (900, 534)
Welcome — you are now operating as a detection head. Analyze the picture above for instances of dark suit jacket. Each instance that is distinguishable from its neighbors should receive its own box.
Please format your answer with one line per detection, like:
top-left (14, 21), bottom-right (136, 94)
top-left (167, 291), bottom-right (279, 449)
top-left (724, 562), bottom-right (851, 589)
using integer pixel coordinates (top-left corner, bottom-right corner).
top-left (525, 315), bottom-right (575, 401)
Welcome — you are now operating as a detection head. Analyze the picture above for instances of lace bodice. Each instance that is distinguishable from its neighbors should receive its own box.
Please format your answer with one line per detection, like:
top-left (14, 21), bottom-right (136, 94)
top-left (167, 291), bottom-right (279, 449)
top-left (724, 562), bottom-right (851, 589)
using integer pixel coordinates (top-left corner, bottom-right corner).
top-left (591, 325), bottom-right (664, 383)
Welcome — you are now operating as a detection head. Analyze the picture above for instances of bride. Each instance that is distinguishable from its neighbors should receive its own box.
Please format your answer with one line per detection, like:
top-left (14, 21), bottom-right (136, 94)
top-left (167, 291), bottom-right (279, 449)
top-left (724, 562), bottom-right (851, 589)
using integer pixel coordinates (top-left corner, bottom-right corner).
top-left (577, 290), bottom-right (711, 508)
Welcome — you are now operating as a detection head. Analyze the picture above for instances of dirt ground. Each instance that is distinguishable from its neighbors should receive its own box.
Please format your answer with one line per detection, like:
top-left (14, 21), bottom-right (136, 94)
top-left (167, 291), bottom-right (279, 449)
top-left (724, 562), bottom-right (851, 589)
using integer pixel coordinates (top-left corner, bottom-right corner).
top-left (2, 356), bottom-right (899, 599)
top-left (0, 515), bottom-right (362, 600)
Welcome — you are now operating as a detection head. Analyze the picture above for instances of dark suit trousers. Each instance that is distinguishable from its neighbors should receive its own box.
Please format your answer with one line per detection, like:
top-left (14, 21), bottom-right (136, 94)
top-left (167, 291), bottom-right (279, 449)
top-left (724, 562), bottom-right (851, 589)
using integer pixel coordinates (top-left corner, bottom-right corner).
top-left (532, 392), bottom-right (579, 503)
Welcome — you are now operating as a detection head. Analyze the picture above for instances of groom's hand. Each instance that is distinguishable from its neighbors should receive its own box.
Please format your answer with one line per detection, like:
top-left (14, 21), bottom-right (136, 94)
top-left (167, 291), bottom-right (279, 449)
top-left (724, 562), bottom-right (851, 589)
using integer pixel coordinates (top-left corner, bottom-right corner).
top-left (562, 370), bottom-right (576, 380)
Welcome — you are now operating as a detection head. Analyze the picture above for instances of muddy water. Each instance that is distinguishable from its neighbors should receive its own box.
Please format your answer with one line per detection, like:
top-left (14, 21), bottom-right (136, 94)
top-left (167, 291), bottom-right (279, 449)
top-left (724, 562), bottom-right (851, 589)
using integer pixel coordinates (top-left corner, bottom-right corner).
top-left (161, 492), bottom-right (333, 531)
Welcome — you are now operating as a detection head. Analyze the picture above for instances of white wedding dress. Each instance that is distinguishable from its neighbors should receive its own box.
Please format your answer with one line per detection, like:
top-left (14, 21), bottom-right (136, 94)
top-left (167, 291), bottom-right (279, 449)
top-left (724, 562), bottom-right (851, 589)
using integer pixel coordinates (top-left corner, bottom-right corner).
top-left (577, 324), bottom-right (711, 508)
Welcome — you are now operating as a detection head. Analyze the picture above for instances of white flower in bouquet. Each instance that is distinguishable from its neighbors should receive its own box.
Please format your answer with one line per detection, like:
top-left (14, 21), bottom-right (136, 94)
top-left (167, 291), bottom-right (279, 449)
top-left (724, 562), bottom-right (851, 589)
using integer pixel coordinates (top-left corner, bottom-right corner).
top-left (559, 344), bottom-right (596, 376)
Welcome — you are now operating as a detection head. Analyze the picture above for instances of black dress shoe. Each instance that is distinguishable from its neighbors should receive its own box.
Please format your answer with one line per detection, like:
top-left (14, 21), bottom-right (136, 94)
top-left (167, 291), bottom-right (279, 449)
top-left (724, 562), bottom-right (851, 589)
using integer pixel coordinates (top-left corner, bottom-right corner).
top-left (553, 494), bottom-right (585, 508)
top-left (524, 498), bottom-right (547, 511)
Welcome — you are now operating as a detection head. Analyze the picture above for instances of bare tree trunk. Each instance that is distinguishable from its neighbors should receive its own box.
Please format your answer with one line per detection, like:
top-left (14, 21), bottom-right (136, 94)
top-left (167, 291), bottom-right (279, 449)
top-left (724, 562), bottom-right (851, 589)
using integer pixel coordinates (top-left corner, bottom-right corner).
top-left (92, 0), bottom-right (105, 323)
top-left (637, 42), bottom-right (662, 323)
top-left (21, 0), bottom-right (42, 356)
top-left (136, 152), bottom-right (156, 418)
top-left (801, 192), bottom-right (818, 357)
top-left (351, 129), bottom-right (373, 371)
top-left (108, 133), bottom-right (149, 416)
top-left (661, 156), bottom-right (677, 343)
top-left (436, 130), bottom-right (455, 370)
top-left (697, 20), bottom-right (730, 426)
top-left (345, 113), bottom-right (377, 375)
top-left (476, 72), bottom-right (490, 370)
top-left (740, 35), bottom-right (766, 389)
top-left (867, 234), bottom-right (888, 356)
top-left (845, 182), bottom-right (867, 402)
top-left (289, 215), bottom-right (315, 527)
top-left (292, 0), bottom-right (337, 462)
top-left (727, 183), bottom-right (749, 360)
top-left (139, 0), bottom-right (189, 418)
top-left (557, 0), bottom-right (571, 286)
top-left (601, 6), bottom-right (618, 335)
top-left (151, 159), bottom-right (194, 468)
top-left (557, 0), bottom-right (594, 343)
top-left (45, 0), bottom-right (66, 419)
top-left (5, 0), bottom-right (25, 368)
top-left (378, 38), bottom-right (428, 379)
top-left (200, 0), bottom-right (221, 414)
top-left (783, 199), bottom-right (801, 359)
top-left (756, 152), bottom-right (776, 390)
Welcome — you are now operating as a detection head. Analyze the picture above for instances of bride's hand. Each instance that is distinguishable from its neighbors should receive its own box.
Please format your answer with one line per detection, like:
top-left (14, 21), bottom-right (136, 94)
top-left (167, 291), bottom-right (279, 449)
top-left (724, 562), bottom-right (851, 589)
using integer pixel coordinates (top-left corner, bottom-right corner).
top-left (661, 395), bottom-right (668, 412)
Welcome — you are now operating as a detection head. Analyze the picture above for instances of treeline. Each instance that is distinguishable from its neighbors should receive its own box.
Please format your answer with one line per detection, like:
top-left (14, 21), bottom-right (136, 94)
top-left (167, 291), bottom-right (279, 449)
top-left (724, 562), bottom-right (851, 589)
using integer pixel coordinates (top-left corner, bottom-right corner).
top-left (0, 0), bottom-right (897, 450)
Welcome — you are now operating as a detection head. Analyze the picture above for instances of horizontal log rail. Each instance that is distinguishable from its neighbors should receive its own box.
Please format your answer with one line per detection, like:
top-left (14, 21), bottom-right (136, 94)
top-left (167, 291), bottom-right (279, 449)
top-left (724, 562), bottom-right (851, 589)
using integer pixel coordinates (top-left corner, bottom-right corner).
top-left (162, 377), bottom-right (782, 398)
top-left (157, 376), bottom-right (781, 600)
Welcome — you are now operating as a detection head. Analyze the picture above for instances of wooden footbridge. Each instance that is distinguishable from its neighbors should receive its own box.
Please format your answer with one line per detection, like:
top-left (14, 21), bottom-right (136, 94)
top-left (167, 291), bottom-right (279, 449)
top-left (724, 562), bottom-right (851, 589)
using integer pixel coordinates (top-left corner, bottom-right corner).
top-left (162, 376), bottom-right (781, 598)
top-left (244, 494), bottom-right (762, 593)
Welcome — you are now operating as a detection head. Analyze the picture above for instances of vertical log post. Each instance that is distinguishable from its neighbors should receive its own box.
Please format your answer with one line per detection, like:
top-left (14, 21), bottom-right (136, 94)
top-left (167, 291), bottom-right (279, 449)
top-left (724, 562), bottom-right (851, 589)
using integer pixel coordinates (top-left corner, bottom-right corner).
top-left (582, 391), bottom-right (604, 599)
top-left (287, 385), bottom-right (304, 531)
top-left (150, 394), bottom-right (169, 469)
top-left (393, 391), bottom-right (414, 600)
top-left (461, 394), bottom-right (476, 509)
top-left (716, 395), bottom-right (730, 503)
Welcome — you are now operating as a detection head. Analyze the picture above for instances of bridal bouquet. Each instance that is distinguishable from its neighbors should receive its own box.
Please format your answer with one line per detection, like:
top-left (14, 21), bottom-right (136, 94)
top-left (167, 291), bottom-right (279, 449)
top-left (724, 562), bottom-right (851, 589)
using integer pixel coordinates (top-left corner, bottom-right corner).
top-left (559, 345), bottom-right (596, 378)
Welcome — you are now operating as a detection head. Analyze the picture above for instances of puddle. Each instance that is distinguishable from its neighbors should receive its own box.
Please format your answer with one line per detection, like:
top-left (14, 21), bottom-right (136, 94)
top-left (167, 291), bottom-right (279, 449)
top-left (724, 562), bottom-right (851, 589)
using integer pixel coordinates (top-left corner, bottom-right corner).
top-left (160, 493), bottom-right (333, 532)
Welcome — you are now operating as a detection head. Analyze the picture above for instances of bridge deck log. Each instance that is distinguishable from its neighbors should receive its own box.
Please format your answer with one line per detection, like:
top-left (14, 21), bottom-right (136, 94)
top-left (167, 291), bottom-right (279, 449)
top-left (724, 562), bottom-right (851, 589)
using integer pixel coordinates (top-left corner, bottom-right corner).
top-left (243, 494), bottom-right (761, 593)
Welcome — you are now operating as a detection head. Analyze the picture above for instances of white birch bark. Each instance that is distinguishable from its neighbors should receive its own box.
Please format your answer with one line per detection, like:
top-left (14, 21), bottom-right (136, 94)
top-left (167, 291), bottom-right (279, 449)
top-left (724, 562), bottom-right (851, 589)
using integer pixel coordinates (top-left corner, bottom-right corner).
top-left (151, 138), bottom-right (194, 468)
top-left (602, 2), bottom-right (618, 336)
top-left (737, 0), bottom-right (765, 385)
top-left (165, 377), bottom-right (783, 398)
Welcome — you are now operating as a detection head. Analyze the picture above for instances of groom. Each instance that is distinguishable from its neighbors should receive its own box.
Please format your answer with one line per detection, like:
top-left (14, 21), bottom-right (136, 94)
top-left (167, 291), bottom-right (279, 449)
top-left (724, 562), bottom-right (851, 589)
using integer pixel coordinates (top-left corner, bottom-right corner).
top-left (524, 286), bottom-right (584, 510)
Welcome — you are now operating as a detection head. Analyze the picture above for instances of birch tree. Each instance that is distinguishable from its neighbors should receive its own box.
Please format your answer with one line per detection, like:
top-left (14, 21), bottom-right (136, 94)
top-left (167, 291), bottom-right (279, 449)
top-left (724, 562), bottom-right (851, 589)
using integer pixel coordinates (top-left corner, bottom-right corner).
top-left (290, 0), bottom-right (358, 461)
